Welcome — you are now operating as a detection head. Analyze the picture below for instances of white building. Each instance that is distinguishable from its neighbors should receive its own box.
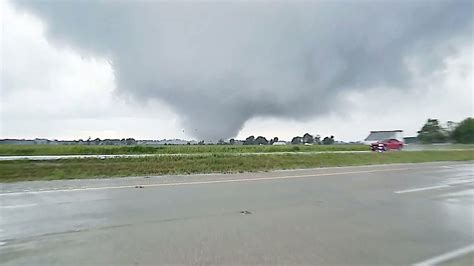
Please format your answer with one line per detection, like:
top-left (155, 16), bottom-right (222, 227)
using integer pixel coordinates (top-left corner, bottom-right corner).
top-left (363, 130), bottom-right (404, 144)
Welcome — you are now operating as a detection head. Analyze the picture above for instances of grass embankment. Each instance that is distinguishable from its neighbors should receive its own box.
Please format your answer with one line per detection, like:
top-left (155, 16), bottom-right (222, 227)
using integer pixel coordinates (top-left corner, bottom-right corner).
top-left (0, 144), bottom-right (367, 156)
top-left (0, 150), bottom-right (472, 182)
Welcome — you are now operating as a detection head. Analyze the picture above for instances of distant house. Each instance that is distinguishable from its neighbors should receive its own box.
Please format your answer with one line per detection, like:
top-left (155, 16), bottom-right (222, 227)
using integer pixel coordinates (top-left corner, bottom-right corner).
top-left (403, 136), bottom-right (419, 144)
top-left (272, 141), bottom-right (287, 145)
top-left (232, 140), bottom-right (244, 145)
top-left (364, 130), bottom-right (403, 144)
top-left (34, 138), bottom-right (50, 145)
top-left (0, 139), bottom-right (35, 145)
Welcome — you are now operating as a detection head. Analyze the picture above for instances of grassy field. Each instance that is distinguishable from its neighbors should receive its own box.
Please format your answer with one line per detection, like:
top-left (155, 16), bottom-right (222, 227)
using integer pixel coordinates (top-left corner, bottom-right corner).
top-left (0, 144), bottom-right (368, 156)
top-left (1, 150), bottom-right (472, 182)
top-left (1, 144), bottom-right (473, 156)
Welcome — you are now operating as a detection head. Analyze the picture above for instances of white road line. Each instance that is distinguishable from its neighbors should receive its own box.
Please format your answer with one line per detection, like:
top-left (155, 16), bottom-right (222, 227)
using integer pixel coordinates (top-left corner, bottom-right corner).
top-left (441, 166), bottom-right (456, 169)
top-left (0, 203), bottom-right (38, 209)
top-left (395, 185), bottom-right (449, 194)
top-left (0, 167), bottom-right (412, 196)
top-left (395, 180), bottom-right (474, 194)
top-left (413, 244), bottom-right (474, 266)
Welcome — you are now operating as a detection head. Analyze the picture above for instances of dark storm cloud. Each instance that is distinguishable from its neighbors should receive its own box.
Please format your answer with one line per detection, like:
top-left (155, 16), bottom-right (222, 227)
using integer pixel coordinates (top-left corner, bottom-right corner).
top-left (15, 0), bottom-right (473, 140)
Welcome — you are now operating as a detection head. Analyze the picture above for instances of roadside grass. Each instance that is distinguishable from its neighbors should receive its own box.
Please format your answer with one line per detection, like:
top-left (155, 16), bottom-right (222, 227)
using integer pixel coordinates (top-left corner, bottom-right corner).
top-left (0, 144), bottom-right (368, 156)
top-left (404, 143), bottom-right (474, 150)
top-left (0, 150), bottom-right (472, 182)
top-left (1, 144), bottom-right (473, 156)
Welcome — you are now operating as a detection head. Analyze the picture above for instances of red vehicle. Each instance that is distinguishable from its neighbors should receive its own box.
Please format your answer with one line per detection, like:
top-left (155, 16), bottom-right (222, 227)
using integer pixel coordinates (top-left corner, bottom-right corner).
top-left (370, 139), bottom-right (404, 151)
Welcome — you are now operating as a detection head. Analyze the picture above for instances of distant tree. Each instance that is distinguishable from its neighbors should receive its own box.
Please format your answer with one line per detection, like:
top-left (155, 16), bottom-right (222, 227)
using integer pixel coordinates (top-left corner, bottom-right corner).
top-left (417, 119), bottom-right (448, 144)
top-left (291, 136), bottom-right (303, 145)
top-left (217, 139), bottom-right (225, 145)
top-left (314, 135), bottom-right (321, 145)
top-left (446, 121), bottom-right (458, 134)
top-left (244, 136), bottom-right (255, 145)
top-left (125, 138), bottom-right (136, 145)
top-left (270, 137), bottom-right (279, 145)
top-left (198, 140), bottom-right (205, 145)
top-left (302, 133), bottom-right (314, 144)
top-left (229, 138), bottom-right (236, 145)
top-left (322, 135), bottom-right (335, 145)
top-left (322, 137), bottom-right (329, 145)
top-left (255, 136), bottom-right (269, 145)
top-left (452, 117), bottom-right (474, 143)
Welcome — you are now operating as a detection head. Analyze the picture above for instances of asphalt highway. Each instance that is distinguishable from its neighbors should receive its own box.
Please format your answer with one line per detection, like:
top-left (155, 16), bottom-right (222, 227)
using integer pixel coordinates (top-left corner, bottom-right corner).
top-left (1, 162), bottom-right (473, 265)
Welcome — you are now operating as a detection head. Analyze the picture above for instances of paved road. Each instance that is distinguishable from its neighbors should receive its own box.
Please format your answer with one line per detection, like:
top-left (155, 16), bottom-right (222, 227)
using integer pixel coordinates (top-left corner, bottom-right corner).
top-left (1, 162), bottom-right (473, 265)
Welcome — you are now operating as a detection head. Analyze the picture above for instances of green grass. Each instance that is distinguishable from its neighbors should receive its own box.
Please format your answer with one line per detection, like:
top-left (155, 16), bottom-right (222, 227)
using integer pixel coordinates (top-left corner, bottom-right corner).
top-left (0, 144), bottom-right (368, 156)
top-left (406, 144), bottom-right (474, 150)
top-left (0, 150), bottom-right (472, 182)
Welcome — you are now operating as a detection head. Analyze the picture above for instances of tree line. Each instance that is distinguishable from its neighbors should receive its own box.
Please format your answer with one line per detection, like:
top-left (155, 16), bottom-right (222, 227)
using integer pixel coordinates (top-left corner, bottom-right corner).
top-left (417, 117), bottom-right (474, 144)
top-left (222, 133), bottom-right (336, 145)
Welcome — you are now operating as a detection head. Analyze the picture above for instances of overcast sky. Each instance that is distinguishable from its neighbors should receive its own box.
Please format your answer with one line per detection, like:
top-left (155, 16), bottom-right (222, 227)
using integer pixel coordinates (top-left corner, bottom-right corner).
top-left (1, 0), bottom-right (473, 142)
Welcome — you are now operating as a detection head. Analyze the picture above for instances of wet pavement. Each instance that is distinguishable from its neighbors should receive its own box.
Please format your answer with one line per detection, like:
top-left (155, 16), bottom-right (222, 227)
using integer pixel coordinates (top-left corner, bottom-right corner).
top-left (1, 162), bottom-right (473, 265)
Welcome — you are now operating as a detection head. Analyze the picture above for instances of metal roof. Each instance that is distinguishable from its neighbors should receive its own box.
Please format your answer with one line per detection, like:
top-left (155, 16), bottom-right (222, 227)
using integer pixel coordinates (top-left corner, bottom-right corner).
top-left (364, 131), bottom-right (401, 141)
top-left (368, 130), bottom-right (403, 133)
